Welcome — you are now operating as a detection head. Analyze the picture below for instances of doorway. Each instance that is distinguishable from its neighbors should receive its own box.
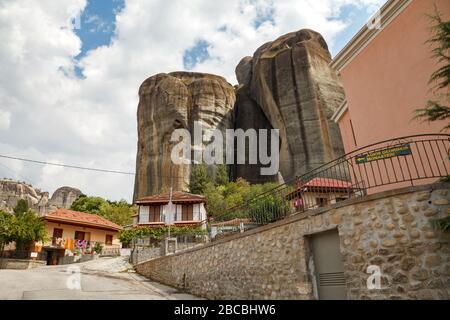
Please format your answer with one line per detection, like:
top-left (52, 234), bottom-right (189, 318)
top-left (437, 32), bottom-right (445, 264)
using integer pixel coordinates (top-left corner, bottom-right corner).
top-left (309, 229), bottom-right (347, 300)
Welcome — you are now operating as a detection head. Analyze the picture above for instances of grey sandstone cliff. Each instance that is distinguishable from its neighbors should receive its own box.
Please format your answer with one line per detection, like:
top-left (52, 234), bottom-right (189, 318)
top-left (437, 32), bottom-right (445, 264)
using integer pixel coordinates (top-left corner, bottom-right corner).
top-left (133, 29), bottom-right (346, 198)
top-left (133, 72), bottom-right (236, 201)
top-left (234, 29), bottom-right (345, 182)
top-left (0, 179), bottom-right (82, 215)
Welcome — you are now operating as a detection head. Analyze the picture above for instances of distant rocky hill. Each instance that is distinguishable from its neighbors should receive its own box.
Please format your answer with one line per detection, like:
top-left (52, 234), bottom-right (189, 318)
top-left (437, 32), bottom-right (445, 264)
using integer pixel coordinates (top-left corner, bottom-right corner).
top-left (133, 28), bottom-right (346, 199)
top-left (0, 179), bottom-right (82, 216)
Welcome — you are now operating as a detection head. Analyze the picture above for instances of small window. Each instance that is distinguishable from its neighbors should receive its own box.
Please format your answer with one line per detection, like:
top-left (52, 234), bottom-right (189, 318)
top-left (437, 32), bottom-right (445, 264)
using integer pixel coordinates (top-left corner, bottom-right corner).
top-left (52, 228), bottom-right (63, 246)
top-left (75, 231), bottom-right (85, 241)
top-left (139, 206), bottom-right (149, 223)
top-left (316, 198), bottom-right (329, 208)
top-left (182, 204), bottom-right (193, 221)
top-left (53, 228), bottom-right (63, 239)
top-left (149, 206), bottom-right (161, 222)
top-left (105, 235), bottom-right (113, 246)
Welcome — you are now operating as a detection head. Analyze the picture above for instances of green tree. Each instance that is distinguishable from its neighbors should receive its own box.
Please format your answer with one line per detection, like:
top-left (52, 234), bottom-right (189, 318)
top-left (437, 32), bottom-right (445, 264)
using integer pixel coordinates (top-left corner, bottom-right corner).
top-left (414, 7), bottom-right (450, 130)
top-left (413, 8), bottom-right (450, 232)
top-left (71, 195), bottom-right (135, 226)
top-left (215, 164), bottom-right (229, 186)
top-left (188, 164), bottom-right (210, 194)
top-left (99, 200), bottom-right (135, 226)
top-left (13, 210), bottom-right (48, 251)
top-left (13, 199), bottom-right (29, 216)
top-left (71, 195), bottom-right (107, 215)
top-left (203, 177), bottom-right (284, 222)
top-left (0, 211), bottom-right (14, 250)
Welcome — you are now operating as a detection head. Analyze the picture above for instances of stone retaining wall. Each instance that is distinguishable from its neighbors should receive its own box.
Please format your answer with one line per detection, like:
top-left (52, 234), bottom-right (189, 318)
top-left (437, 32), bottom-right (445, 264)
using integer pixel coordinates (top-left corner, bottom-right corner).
top-left (0, 259), bottom-right (46, 270)
top-left (135, 184), bottom-right (450, 300)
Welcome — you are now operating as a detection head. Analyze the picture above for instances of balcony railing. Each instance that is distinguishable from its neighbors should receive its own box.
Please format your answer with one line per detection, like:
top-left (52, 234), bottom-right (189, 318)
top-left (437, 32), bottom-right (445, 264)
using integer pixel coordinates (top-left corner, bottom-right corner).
top-left (218, 134), bottom-right (450, 226)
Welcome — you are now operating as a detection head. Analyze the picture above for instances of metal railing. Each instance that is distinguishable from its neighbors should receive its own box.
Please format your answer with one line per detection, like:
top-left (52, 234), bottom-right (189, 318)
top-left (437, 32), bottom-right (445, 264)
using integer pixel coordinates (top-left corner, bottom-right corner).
top-left (223, 134), bottom-right (450, 226)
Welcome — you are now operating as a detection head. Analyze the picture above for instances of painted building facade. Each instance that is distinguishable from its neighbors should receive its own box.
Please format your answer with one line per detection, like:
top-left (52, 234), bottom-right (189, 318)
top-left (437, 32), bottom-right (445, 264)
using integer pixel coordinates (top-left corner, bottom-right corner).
top-left (331, 0), bottom-right (450, 152)
top-left (42, 209), bottom-right (122, 265)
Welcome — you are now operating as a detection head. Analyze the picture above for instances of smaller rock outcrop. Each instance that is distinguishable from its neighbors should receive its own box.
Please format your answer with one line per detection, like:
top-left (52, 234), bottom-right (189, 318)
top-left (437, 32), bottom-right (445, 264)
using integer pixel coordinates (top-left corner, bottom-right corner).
top-left (0, 179), bottom-right (82, 215)
top-left (49, 186), bottom-right (82, 210)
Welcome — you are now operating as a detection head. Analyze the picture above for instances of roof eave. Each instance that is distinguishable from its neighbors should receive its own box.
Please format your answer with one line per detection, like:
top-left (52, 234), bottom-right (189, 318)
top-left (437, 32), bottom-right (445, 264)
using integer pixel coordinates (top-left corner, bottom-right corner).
top-left (44, 216), bottom-right (122, 232)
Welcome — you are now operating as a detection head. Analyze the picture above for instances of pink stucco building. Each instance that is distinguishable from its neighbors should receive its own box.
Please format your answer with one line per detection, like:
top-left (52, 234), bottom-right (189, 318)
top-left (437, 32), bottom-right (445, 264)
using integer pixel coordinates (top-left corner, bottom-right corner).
top-left (331, 0), bottom-right (449, 152)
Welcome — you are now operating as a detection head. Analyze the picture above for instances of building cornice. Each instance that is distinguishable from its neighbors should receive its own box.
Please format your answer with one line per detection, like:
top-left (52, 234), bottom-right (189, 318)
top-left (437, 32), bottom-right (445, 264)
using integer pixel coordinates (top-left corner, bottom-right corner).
top-left (330, 0), bottom-right (412, 72)
top-left (331, 100), bottom-right (348, 123)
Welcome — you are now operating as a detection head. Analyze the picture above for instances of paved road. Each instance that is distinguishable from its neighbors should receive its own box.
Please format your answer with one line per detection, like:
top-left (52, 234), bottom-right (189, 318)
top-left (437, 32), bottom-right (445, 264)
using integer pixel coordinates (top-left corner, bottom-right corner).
top-left (0, 257), bottom-right (202, 300)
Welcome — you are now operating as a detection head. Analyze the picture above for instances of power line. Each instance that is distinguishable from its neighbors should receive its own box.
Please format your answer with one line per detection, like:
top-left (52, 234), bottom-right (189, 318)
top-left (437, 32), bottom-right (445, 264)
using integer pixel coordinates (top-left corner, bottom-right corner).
top-left (0, 154), bottom-right (136, 176)
top-left (0, 153), bottom-right (294, 182)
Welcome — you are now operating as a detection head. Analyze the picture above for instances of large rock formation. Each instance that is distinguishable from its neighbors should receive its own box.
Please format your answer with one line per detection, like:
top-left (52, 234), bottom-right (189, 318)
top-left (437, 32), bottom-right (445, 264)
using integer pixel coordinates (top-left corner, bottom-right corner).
top-left (134, 29), bottom-right (346, 199)
top-left (234, 29), bottom-right (345, 182)
top-left (0, 179), bottom-right (82, 215)
top-left (133, 72), bottom-right (236, 201)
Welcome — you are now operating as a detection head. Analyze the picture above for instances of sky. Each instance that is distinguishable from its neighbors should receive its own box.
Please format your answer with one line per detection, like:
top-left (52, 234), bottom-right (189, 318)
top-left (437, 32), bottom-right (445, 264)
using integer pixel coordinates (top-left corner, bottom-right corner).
top-left (0, 0), bottom-right (386, 202)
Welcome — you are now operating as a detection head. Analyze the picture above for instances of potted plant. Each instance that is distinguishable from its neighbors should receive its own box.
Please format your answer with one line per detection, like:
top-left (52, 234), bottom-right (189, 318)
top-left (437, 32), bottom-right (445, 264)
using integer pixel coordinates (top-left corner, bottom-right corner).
top-left (93, 242), bottom-right (103, 255)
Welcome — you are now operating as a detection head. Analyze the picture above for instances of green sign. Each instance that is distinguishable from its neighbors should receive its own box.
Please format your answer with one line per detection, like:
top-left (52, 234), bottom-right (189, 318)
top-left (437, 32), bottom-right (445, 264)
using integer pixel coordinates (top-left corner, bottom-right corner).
top-left (356, 144), bottom-right (412, 164)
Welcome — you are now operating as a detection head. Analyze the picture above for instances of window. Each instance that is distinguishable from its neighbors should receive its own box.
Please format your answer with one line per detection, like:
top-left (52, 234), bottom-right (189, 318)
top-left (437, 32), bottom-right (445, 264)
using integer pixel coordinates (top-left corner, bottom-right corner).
top-left (74, 231), bottom-right (85, 241)
top-left (139, 206), bottom-right (149, 223)
top-left (316, 198), bottom-right (329, 208)
top-left (53, 228), bottom-right (63, 239)
top-left (193, 204), bottom-right (201, 221)
top-left (182, 204), bottom-right (193, 221)
top-left (52, 228), bottom-right (63, 245)
top-left (149, 206), bottom-right (161, 222)
top-left (105, 235), bottom-right (113, 246)
top-left (175, 205), bottom-right (182, 221)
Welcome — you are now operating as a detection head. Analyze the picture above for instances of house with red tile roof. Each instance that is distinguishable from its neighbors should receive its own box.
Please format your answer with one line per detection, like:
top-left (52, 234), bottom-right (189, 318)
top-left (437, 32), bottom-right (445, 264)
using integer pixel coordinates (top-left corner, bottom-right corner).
top-left (41, 209), bottom-right (122, 265)
top-left (133, 191), bottom-right (207, 229)
top-left (287, 177), bottom-right (358, 212)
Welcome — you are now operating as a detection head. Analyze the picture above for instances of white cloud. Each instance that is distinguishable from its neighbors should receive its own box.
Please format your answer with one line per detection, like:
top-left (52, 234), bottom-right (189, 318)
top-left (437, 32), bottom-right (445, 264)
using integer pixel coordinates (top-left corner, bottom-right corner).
top-left (0, 110), bottom-right (11, 130)
top-left (0, 0), bottom-right (386, 201)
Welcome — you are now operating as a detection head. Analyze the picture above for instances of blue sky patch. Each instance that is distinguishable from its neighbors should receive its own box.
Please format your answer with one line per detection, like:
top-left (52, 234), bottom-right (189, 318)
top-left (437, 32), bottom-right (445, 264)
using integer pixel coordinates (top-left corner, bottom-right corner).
top-left (254, 6), bottom-right (275, 29)
top-left (73, 0), bottom-right (125, 77)
top-left (183, 40), bottom-right (211, 70)
top-left (330, 4), bottom-right (377, 55)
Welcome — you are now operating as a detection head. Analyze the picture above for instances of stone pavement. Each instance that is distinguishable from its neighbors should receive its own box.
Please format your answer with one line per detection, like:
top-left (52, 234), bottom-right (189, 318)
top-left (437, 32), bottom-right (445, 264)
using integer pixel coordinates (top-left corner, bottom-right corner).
top-left (0, 257), bottom-right (202, 300)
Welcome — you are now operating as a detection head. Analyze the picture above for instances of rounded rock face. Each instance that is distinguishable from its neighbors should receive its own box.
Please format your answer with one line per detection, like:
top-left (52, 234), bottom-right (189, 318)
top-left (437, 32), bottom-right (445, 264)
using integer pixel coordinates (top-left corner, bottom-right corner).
top-left (133, 72), bottom-right (236, 201)
top-left (235, 56), bottom-right (253, 87)
top-left (50, 187), bottom-right (82, 209)
top-left (235, 29), bottom-right (346, 181)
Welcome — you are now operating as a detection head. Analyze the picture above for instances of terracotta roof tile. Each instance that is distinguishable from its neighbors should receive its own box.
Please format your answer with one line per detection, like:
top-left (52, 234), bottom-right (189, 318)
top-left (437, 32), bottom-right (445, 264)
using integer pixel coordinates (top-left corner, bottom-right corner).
top-left (302, 178), bottom-right (353, 189)
top-left (136, 191), bottom-right (205, 204)
top-left (44, 209), bottom-right (122, 231)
